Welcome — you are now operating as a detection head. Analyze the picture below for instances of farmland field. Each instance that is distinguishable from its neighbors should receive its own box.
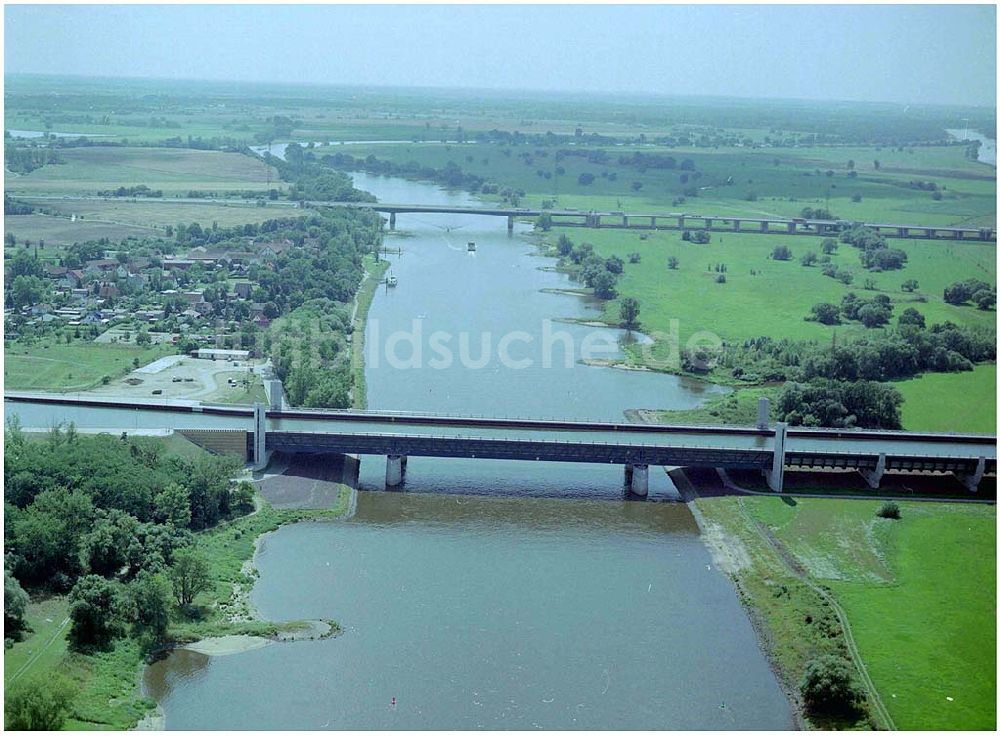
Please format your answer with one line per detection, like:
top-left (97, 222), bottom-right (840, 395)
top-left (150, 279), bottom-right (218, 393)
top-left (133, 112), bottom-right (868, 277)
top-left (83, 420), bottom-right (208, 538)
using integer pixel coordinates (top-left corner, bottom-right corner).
top-left (6, 146), bottom-right (280, 196)
top-left (13, 198), bottom-right (302, 231)
top-left (896, 363), bottom-right (997, 433)
top-left (3, 213), bottom-right (154, 249)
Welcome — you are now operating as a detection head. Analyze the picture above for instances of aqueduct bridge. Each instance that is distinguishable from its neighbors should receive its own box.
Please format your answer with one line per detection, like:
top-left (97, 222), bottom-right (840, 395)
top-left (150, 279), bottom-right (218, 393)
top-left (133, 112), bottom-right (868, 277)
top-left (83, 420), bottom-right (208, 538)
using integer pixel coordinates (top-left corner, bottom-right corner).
top-left (5, 393), bottom-right (995, 496)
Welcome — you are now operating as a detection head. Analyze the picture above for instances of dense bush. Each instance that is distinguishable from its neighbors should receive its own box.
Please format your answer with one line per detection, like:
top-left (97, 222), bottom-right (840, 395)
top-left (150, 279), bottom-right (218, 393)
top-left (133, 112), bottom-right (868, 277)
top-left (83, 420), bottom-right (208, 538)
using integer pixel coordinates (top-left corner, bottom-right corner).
top-left (4, 674), bottom-right (77, 730)
top-left (800, 655), bottom-right (865, 718)
top-left (944, 279), bottom-right (996, 309)
top-left (777, 380), bottom-right (903, 429)
top-left (876, 501), bottom-right (901, 519)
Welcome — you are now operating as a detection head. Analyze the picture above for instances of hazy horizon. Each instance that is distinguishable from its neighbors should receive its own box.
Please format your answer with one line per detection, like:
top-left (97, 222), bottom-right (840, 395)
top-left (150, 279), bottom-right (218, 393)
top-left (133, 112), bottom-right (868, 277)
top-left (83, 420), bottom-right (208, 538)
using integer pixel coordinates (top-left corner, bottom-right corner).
top-left (4, 4), bottom-right (997, 109)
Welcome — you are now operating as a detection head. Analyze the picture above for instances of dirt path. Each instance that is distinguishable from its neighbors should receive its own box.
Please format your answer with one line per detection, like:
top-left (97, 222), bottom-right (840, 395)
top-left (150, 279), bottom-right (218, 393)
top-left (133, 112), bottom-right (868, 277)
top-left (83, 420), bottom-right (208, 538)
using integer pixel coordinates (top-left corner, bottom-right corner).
top-left (8, 616), bottom-right (70, 684)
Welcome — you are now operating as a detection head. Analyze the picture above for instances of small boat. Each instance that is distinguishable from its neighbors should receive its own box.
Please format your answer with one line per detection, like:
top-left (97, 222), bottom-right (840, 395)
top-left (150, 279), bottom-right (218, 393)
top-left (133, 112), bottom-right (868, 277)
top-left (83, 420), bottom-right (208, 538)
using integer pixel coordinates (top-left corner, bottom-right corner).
top-left (467, 241), bottom-right (477, 252)
top-left (387, 275), bottom-right (398, 287)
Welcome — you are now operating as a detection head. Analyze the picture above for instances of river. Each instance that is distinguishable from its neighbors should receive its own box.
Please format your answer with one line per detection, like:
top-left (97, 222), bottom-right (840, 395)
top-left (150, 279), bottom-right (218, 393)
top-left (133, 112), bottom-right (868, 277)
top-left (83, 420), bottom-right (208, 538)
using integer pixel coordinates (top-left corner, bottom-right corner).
top-left (946, 128), bottom-right (997, 166)
top-left (144, 168), bottom-right (795, 728)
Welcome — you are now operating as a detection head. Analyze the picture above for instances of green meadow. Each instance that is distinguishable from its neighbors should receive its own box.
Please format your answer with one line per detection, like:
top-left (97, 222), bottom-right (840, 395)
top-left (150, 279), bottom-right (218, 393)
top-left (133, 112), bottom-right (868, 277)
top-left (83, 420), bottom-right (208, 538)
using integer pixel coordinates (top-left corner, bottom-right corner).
top-left (561, 228), bottom-right (996, 348)
top-left (896, 363), bottom-right (997, 433)
top-left (748, 497), bottom-right (996, 730)
top-left (4, 339), bottom-right (174, 392)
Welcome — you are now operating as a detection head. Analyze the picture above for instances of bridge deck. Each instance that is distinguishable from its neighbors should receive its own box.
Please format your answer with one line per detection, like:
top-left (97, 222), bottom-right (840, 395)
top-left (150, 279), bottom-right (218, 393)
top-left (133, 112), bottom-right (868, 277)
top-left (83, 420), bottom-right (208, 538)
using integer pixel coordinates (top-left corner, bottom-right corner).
top-left (5, 395), bottom-right (995, 476)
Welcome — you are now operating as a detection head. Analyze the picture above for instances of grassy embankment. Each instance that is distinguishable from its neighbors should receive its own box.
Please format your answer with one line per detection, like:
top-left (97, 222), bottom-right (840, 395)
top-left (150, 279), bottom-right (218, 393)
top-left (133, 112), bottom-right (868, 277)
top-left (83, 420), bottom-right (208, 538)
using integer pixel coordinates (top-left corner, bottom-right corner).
top-left (4, 478), bottom-right (353, 730)
top-left (692, 489), bottom-right (996, 729)
top-left (698, 493), bottom-right (996, 730)
top-left (351, 254), bottom-right (391, 409)
top-left (4, 337), bottom-right (175, 392)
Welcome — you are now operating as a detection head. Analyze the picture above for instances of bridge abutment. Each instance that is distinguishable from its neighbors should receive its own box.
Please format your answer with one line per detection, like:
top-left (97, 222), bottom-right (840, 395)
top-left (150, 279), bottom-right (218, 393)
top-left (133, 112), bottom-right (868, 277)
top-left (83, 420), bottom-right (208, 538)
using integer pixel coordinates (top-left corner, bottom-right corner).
top-left (386, 454), bottom-right (408, 488)
top-left (389, 212), bottom-right (396, 230)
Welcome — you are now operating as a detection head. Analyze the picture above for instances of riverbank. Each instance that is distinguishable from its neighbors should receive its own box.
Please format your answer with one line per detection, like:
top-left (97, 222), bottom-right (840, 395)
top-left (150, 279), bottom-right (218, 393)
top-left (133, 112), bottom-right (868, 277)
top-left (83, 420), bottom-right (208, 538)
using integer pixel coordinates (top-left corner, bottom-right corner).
top-left (351, 254), bottom-right (391, 410)
top-left (678, 467), bottom-right (997, 730)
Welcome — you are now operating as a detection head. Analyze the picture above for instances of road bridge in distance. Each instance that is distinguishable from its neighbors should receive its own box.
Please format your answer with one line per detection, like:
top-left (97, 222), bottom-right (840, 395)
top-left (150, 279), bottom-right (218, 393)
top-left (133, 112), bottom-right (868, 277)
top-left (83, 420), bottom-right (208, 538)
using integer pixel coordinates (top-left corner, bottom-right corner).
top-left (313, 201), bottom-right (997, 241)
top-left (5, 393), bottom-right (995, 497)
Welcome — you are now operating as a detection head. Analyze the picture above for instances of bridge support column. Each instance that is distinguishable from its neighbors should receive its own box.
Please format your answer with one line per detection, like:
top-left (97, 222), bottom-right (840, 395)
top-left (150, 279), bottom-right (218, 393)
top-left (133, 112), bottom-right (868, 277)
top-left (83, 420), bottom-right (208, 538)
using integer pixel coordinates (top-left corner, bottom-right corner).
top-left (386, 454), bottom-right (407, 488)
top-left (253, 402), bottom-right (267, 469)
top-left (788, 222), bottom-right (797, 233)
top-left (507, 215), bottom-right (514, 233)
top-left (389, 212), bottom-right (396, 231)
top-left (860, 453), bottom-right (886, 489)
top-left (622, 215), bottom-right (628, 227)
top-left (650, 216), bottom-right (657, 229)
top-left (732, 219), bottom-right (741, 232)
top-left (267, 379), bottom-right (284, 411)
top-left (765, 422), bottom-right (787, 492)
top-left (677, 215), bottom-right (685, 229)
top-left (704, 218), bottom-right (713, 230)
top-left (898, 226), bottom-right (909, 238)
top-left (626, 464), bottom-right (649, 498)
top-left (756, 397), bottom-right (770, 430)
top-left (959, 456), bottom-right (986, 492)
top-left (761, 220), bottom-right (769, 232)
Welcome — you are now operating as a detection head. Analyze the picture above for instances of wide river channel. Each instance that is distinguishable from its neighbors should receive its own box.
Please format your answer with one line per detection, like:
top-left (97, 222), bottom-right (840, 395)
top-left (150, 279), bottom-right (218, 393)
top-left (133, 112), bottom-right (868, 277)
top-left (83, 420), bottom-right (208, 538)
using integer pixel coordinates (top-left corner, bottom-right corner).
top-left (143, 167), bottom-right (795, 728)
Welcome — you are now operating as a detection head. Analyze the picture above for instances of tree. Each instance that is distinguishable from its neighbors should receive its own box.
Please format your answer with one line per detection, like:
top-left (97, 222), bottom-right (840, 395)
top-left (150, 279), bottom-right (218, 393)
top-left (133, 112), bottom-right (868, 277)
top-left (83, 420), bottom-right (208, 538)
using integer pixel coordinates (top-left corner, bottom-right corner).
top-left (153, 484), bottom-right (192, 528)
top-left (810, 303), bottom-right (841, 325)
top-left (4, 567), bottom-right (29, 635)
top-left (771, 244), bottom-right (793, 261)
top-left (800, 251), bottom-right (818, 267)
top-left (897, 307), bottom-right (925, 329)
top-left (604, 255), bottom-right (624, 274)
top-left (534, 213), bottom-right (552, 231)
top-left (8, 275), bottom-right (46, 310)
top-left (169, 548), bottom-right (210, 608)
top-left (4, 674), bottom-right (77, 730)
top-left (68, 575), bottom-right (126, 650)
top-left (577, 172), bottom-right (595, 185)
top-left (619, 297), bottom-right (640, 329)
top-left (556, 234), bottom-right (573, 256)
top-left (79, 510), bottom-right (144, 577)
top-left (591, 270), bottom-right (617, 299)
top-left (128, 570), bottom-right (172, 642)
top-left (857, 303), bottom-right (891, 328)
top-left (233, 481), bottom-right (256, 514)
top-left (900, 279), bottom-right (919, 293)
top-left (799, 655), bottom-right (864, 718)
top-left (667, 256), bottom-right (679, 270)
top-left (821, 238), bottom-right (838, 255)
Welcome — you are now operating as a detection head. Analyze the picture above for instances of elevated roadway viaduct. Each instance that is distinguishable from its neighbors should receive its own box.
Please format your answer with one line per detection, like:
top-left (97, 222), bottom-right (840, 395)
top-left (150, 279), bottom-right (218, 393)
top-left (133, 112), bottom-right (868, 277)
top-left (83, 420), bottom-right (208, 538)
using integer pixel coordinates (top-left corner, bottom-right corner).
top-left (313, 201), bottom-right (996, 242)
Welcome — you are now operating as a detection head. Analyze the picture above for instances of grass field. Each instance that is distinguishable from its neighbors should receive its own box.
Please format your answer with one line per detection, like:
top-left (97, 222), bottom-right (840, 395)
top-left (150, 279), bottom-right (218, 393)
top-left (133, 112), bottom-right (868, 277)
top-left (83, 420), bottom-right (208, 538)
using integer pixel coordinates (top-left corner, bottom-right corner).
top-left (6, 147), bottom-right (280, 196)
top-left (896, 363), bottom-right (997, 433)
top-left (19, 198), bottom-right (302, 232)
top-left (3, 213), bottom-right (154, 249)
top-left (549, 228), bottom-right (996, 351)
top-left (4, 339), bottom-right (174, 392)
top-left (747, 497), bottom-right (996, 730)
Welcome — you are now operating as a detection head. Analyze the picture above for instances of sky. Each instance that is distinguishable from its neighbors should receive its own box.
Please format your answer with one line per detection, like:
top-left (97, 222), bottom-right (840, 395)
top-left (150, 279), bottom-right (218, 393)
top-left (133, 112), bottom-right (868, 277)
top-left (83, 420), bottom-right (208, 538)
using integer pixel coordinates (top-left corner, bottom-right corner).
top-left (3, 3), bottom-right (997, 107)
